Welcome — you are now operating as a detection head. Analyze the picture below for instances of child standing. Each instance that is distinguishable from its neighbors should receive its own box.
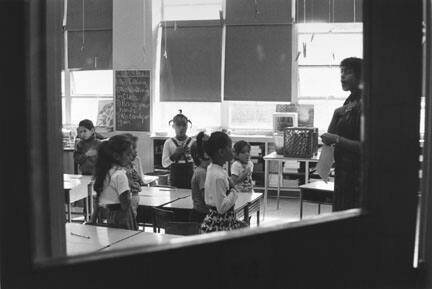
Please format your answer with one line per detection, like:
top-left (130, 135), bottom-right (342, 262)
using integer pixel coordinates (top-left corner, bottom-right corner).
top-left (93, 135), bottom-right (137, 230)
top-left (189, 132), bottom-right (210, 223)
top-left (73, 119), bottom-right (101, 175)
top-left (162, 110), bottom-right (194, 189)
top-left (123, 133), bottom-right (145, 220)
top-left (201, 131), bottom-right (247, 233)
top-left (231, 141), bottom-right (254, 192)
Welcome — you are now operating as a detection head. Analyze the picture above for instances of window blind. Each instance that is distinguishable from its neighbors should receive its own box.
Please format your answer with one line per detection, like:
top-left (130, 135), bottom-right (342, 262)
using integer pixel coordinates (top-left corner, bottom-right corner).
top-left (224, 25), bottom-right (294, 102)
top-left (160, 21), bottom-right (222, 102)
top-left (65, 0), bottom-right (112, 70)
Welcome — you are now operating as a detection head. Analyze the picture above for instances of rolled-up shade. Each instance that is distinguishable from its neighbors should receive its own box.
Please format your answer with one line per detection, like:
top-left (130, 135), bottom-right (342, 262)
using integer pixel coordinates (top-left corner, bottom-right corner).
top-left (66, 0), bottom-right (112, 30)
top-left (65, 0), bottom-right (112, 70)
top-left (160, 21), bottom-right (222, 102)
top-left (224, 25), bottom-right (294, 102)
top-left (296, 0), bottom-right (362, 23)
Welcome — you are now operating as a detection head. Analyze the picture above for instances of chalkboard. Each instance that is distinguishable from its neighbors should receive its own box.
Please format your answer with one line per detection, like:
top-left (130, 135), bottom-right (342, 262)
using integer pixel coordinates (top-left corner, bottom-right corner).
top-left (115, 70), bottom-right (150, 131)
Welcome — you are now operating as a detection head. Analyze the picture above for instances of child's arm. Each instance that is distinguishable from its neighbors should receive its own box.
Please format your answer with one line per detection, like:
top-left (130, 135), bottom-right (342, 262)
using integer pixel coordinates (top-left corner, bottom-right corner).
top-left (214, 178), bottom-right (238, 214)
top-left (119, 190), bottom-right (132, 210)
top-left (116, 172), bottom-right (131, 210)
top-left (162, 140), bottom-right (185, 168)
top-left (73, 143), bottom-right (88, 165)
top-left (230, 162), bottom-right (252, 185)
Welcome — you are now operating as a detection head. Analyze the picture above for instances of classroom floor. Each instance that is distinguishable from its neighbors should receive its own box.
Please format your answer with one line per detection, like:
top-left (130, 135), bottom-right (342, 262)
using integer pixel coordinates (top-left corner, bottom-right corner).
top-left (252, 196), bottom-right (332, 228)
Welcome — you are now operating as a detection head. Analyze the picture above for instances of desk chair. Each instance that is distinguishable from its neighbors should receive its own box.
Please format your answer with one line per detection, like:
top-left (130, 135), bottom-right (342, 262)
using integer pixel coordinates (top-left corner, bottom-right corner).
top-left (152, 207), bottom-right (175, 233)
top-left (165, 222), bottom-right (201, 235)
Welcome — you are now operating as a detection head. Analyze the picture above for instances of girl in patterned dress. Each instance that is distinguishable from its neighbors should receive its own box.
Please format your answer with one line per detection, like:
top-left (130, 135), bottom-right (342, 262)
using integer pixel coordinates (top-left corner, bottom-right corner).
top-left (201, 132), bottom-right (248, 233)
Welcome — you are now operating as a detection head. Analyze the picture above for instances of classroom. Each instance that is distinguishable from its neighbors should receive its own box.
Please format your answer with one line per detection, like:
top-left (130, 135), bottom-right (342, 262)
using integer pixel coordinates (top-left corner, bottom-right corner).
top-left (1, 1), bottom-right (431, 288)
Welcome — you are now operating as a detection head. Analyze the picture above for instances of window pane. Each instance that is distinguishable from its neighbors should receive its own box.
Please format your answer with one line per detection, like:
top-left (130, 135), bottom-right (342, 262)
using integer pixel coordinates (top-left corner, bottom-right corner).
top-left (298, 66), bottom-right (350, 98)
top-left (155, 102), bottom-right (221, 135)
top-left (71, 98), bottom-right (112, 125)
top-left (163, 0), bottom-right (222, 21)
top-left (297, 98), bottom-right (344, 134)
top-left (62, 97), bottom-right (66, 125)
top-left (228, 102), bottom-right (286, 131)
top-left (297, 32), bottom-right (363, 65)
top-left (70, 70), bottom-right (113, 95)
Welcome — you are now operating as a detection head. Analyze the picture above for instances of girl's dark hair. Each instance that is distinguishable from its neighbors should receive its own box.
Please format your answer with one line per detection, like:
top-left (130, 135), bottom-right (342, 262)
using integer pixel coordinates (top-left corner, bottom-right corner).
top-left (78, 119), bottom-right (95, 130)
top-left (169, 109), bottom-right (192, 126)
top-left (191, 131), bottom-right (209, 166)
top-left (122, 133), bottom-right (138, 144)
top-left (233, 140), bottom-right (251, 155)
top-left (340, 57), bottom-right (363, 80)
top-left (204, 131), bottom-right (231, 160)
top-left (93, 135), bottom-right (133, 196)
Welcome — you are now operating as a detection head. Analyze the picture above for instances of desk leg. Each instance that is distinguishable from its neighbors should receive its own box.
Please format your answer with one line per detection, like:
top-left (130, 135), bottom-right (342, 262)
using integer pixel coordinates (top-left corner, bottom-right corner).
top-left (299, 189), bottom-right (303, 219)
top-left (264, 159), bottom-right (268, 219)
top-left (65, 189), bottom-right (71, 222)
top-left (318, 203), bottom-right (321, 214)
top-left (244, 206), bottom-right (250, 225)
top-left (305, 160), bottom-right (309, 184)
top-left (257, 209), bottom-right (260, 226)
top-left (277, 161), bottom-right (282, 210)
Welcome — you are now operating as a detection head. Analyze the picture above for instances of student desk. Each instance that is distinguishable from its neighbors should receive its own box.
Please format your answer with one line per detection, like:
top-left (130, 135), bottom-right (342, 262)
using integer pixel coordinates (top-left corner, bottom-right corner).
top-left (299, 180), bottom-right (334, 219)
top-left (66, 223), bottom-right (140, 255)
top-left (138, 187), bottom-right (191, 207)
top-left (162, 192), bottom-right (263, 226)
top-left (263, 152), bottom-right (319, 214)
top-left (64, 174), bottom-right (93, 222)
top-left (101, 231), bottom-right (180, 251)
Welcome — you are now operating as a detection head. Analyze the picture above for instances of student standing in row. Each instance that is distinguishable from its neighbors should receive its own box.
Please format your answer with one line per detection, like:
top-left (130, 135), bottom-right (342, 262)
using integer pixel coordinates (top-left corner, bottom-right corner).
top-left (230, 140), bottom-right (254, 192)
top-left (73, 119), bottom-right (101, 175)
top-left (190, 132), bottom-right (210, 223)
top-left (123, 133), bottom-right (145, 220)
top-left (201, 132), bottom-right (247, 233)
top-left (93, 135), bottom-right (137, 230)
top-left (162, 111), bottom-right (194, 189)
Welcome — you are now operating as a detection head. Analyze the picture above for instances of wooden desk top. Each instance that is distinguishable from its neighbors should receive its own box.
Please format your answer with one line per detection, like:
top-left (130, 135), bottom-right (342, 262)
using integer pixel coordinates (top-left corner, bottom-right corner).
top-left (263, 151), bottom-right (319, 162)
top-left (63, 174), bottom-right (93, 203)
top-left (163, 192), bottom-right (263, 211)
top-left (138, 187), bottom-right (191, 207)
top-left (66, 223), bottom-right (140, 256)
top-left (299, 181), bottom-right (334, 192)
top-left (101, 231), bottom-right (180, 251)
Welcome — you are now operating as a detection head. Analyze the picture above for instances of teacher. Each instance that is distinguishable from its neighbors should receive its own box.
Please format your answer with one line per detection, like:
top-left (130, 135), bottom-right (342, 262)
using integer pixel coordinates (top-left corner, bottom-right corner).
top-left (321, 57), bottom-right (362, 211)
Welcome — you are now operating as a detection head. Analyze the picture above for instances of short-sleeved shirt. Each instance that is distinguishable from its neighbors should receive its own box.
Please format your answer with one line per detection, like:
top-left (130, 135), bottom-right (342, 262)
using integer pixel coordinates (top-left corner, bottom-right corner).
top-left (99, 167), bottom-right (130, 205)
top-left (205, 163), bottom-right (238, 214)
top-left (191, 166), bottom-right (209, 214)
top-left (230, 160), bottom-right (254, 192)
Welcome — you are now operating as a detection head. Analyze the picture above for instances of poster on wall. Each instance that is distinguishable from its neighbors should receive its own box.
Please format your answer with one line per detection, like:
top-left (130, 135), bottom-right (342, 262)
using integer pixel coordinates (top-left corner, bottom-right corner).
top-left (115, 70), bottom-right (150, 131)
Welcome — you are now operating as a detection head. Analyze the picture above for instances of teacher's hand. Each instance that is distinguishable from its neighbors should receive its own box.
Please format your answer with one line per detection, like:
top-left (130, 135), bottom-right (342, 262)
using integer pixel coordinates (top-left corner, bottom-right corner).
top-left (321, 133), bottom-right (339, 146)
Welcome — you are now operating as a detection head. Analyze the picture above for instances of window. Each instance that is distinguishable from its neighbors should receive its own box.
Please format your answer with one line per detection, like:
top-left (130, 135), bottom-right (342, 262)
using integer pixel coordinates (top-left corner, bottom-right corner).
top-left (296, 22), bottom-right (363, 133)
top-left (162, 0), bottom-right (222, 21)
top-left (62, 70), bottom-right (114, 127)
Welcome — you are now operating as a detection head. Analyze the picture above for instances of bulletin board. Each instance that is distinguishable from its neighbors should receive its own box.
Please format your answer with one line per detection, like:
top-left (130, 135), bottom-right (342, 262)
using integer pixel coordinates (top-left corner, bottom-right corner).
top-left (115, 70), bottom-right (150, 131)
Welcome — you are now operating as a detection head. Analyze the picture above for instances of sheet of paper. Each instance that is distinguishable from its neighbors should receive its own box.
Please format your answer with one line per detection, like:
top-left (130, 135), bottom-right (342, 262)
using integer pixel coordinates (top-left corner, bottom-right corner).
top-left (316, 144), bottom-right (334, 182)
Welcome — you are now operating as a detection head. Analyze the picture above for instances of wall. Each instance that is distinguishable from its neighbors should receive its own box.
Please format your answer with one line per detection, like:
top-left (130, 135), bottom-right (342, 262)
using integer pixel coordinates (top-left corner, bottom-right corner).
top-left (113, 0), bottom-right (161, 173)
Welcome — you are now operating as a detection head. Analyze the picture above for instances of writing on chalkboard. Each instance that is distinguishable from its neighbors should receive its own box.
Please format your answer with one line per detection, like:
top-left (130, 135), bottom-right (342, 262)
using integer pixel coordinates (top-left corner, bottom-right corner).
top-left (115, 70), bottom-right (150, 131)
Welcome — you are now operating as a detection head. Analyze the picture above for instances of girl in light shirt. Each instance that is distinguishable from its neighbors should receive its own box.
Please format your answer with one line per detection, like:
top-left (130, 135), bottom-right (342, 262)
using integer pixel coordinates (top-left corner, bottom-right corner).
top-left (201, 131), bottom-right (248, 233)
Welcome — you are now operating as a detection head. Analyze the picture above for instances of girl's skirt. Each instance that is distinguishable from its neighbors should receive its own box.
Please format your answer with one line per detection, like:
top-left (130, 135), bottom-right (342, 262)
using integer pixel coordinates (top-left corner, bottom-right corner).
top-left (201, 207), bottom-right (248, 233)
top-left (106, 204), bottom-right (138, 231)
